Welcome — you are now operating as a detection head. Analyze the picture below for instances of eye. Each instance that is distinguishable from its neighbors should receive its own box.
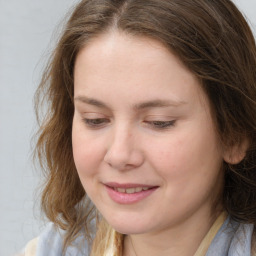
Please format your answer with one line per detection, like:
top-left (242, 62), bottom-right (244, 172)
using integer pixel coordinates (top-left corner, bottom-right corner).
top-left (83, 118), bottom-right (110, 128)
top-left (144, 120), bottom-right (176, 129)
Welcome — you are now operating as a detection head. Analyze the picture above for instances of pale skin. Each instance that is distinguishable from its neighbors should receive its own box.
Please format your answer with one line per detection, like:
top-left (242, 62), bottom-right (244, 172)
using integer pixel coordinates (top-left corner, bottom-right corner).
top-left (72, 31), bottom-right (244, 256)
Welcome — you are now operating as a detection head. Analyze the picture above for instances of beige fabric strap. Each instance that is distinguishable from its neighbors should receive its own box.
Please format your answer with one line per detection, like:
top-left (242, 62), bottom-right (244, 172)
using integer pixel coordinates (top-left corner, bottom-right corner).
top-left (193, 212), bottom-right (227, 256)
top-left (25, 237), bottom-right (38, 256)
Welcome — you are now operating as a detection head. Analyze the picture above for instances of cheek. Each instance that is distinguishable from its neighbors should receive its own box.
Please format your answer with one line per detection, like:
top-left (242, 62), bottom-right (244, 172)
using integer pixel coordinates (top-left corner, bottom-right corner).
top-left (148, 131), bottom-right (223, 217)
top-left (148, 125), bottom-right (222, 184)
top-left (72, 124), bottom-right (102, 178)
top-left (72, 129), bottom-right (105, 201)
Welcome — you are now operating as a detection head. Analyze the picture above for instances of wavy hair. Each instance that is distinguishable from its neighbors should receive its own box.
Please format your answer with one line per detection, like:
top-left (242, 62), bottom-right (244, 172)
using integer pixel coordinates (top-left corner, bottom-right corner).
top-left (35, 0), bottom-right (256, 254)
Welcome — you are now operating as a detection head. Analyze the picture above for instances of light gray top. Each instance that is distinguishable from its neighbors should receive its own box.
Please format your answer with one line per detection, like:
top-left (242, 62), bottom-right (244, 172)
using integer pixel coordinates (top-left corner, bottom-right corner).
top-left (34, 217), bottom-right (254, 256)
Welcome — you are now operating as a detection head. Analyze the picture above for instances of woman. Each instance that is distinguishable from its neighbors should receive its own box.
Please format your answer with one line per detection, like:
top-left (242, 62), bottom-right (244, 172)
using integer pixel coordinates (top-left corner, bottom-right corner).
top-left (24, 0), bottom-right (256, 255)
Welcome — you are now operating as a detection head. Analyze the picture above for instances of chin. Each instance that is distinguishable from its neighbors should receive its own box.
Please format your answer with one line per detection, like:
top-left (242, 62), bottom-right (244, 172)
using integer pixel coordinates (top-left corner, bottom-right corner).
top-left (97, 205), bottom-right (156, 234)
top-left (105, 217), bottom-right (150, 235)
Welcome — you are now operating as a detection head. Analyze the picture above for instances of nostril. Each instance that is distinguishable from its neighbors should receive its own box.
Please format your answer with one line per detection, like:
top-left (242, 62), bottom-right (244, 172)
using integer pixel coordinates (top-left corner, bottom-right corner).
top-left (104, 147), bottom-right (132, 169)
top-left (103, 134), bottom-right (144, 170)
top-left (104, 149), bottom-right (144, 170)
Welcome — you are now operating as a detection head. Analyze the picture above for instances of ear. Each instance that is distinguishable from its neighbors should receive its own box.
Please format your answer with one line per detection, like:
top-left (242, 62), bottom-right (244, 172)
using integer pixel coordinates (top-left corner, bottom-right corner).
top-left (223, 138), bottom-right (249, 165)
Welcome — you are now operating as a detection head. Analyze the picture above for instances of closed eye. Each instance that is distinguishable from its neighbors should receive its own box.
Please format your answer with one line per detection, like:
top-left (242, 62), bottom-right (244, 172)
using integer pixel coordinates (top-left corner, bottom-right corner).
top-left (144, 120), bottom-right (176, 129)
top-left (83, 118), bottom-right (110, 128)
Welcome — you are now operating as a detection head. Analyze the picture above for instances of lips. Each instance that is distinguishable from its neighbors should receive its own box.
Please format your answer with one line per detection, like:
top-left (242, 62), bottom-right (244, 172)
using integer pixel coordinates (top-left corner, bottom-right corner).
top-left (104, 182), bottom-right (158, 204)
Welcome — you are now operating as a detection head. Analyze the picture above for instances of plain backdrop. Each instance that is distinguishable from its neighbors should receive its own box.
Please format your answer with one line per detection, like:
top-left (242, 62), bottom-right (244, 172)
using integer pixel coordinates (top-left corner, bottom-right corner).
top-left (0, 0), bottom-right (255, 255)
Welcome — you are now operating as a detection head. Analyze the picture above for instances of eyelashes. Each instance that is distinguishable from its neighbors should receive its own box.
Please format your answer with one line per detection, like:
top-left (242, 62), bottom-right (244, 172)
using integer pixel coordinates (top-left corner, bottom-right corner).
top-left (83, 118), bottom-right (109, 128)
top-left (82, 118), bottom-right (176, 130)
top-left (143, 120), bottom-right (176, 129)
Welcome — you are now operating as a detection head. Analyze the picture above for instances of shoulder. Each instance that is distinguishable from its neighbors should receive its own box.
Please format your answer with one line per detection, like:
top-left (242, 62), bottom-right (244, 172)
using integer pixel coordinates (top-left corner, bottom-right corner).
top-left (252, 227), bottom-right (256, 256)
top-left (37, 222), bottom-right (64, 254)
top-left (24, 222), bottom-right (90, 256)
top-left (22, 223), bottom-right (63, 256)
top-left (206, 216), bottom-right (255, 256)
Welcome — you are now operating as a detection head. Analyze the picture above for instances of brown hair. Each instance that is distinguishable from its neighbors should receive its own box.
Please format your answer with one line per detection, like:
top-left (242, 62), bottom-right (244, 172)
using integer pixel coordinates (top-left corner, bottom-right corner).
top-left (35, 0), bottom-right (256, 253)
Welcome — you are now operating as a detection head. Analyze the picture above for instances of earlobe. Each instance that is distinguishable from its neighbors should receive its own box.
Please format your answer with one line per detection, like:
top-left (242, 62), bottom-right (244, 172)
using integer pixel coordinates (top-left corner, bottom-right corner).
top-left (223, 138), bottom-right (249, 165)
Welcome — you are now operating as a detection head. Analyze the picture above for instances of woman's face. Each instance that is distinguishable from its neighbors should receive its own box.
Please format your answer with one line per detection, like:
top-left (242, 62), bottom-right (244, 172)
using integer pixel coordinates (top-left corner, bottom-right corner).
top-left (72, 32), bottom-right (225, 235)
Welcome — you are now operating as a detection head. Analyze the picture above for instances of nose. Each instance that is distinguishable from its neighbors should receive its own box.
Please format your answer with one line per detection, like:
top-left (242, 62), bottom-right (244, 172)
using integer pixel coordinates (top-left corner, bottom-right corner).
top-left (104, 125), bottom-right (144, 171)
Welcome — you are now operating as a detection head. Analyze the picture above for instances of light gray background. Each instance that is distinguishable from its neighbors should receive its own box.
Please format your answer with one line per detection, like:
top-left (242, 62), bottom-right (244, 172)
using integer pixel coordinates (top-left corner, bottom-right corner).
top-left (0, 0), bottom-right (255, 255)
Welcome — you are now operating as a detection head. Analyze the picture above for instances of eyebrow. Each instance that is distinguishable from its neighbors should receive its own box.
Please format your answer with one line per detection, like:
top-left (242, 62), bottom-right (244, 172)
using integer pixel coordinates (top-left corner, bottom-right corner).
top-left (74, 96), bottom-right (108, 108)
top-left (74, 96), bottom-right (186, 110)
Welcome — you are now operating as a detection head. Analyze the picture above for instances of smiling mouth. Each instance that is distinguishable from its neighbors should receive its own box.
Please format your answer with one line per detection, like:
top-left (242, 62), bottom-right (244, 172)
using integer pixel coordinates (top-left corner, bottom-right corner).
top-left (104, 183), bottom-right (158, 204)
top-left (105, 182), bottom-right (158, 194)
top-left (113, 187), bottom-right (152, 194)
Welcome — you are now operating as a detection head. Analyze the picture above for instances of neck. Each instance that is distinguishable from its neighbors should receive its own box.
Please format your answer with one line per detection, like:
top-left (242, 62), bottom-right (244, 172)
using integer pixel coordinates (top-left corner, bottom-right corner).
top-left (123, 209), bottom-right (223, 256)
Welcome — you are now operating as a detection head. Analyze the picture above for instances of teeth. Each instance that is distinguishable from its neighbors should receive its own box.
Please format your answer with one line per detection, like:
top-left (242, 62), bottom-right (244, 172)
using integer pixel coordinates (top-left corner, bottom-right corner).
top-left (135, 187), bottom-right (142, 192)
top-left (115, 187), bottom-right (150, 194)
top-left (116, 188), bottom-right (126, 193)
top-left (126, 188), bottom-right (136, 194)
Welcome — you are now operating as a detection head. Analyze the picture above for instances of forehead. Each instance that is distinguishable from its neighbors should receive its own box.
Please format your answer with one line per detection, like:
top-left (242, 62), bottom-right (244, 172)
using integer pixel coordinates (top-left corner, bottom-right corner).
top-left (75, 31), bottom-right (189, 76)
top-left (74, 31), bottom-right (208, 111)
